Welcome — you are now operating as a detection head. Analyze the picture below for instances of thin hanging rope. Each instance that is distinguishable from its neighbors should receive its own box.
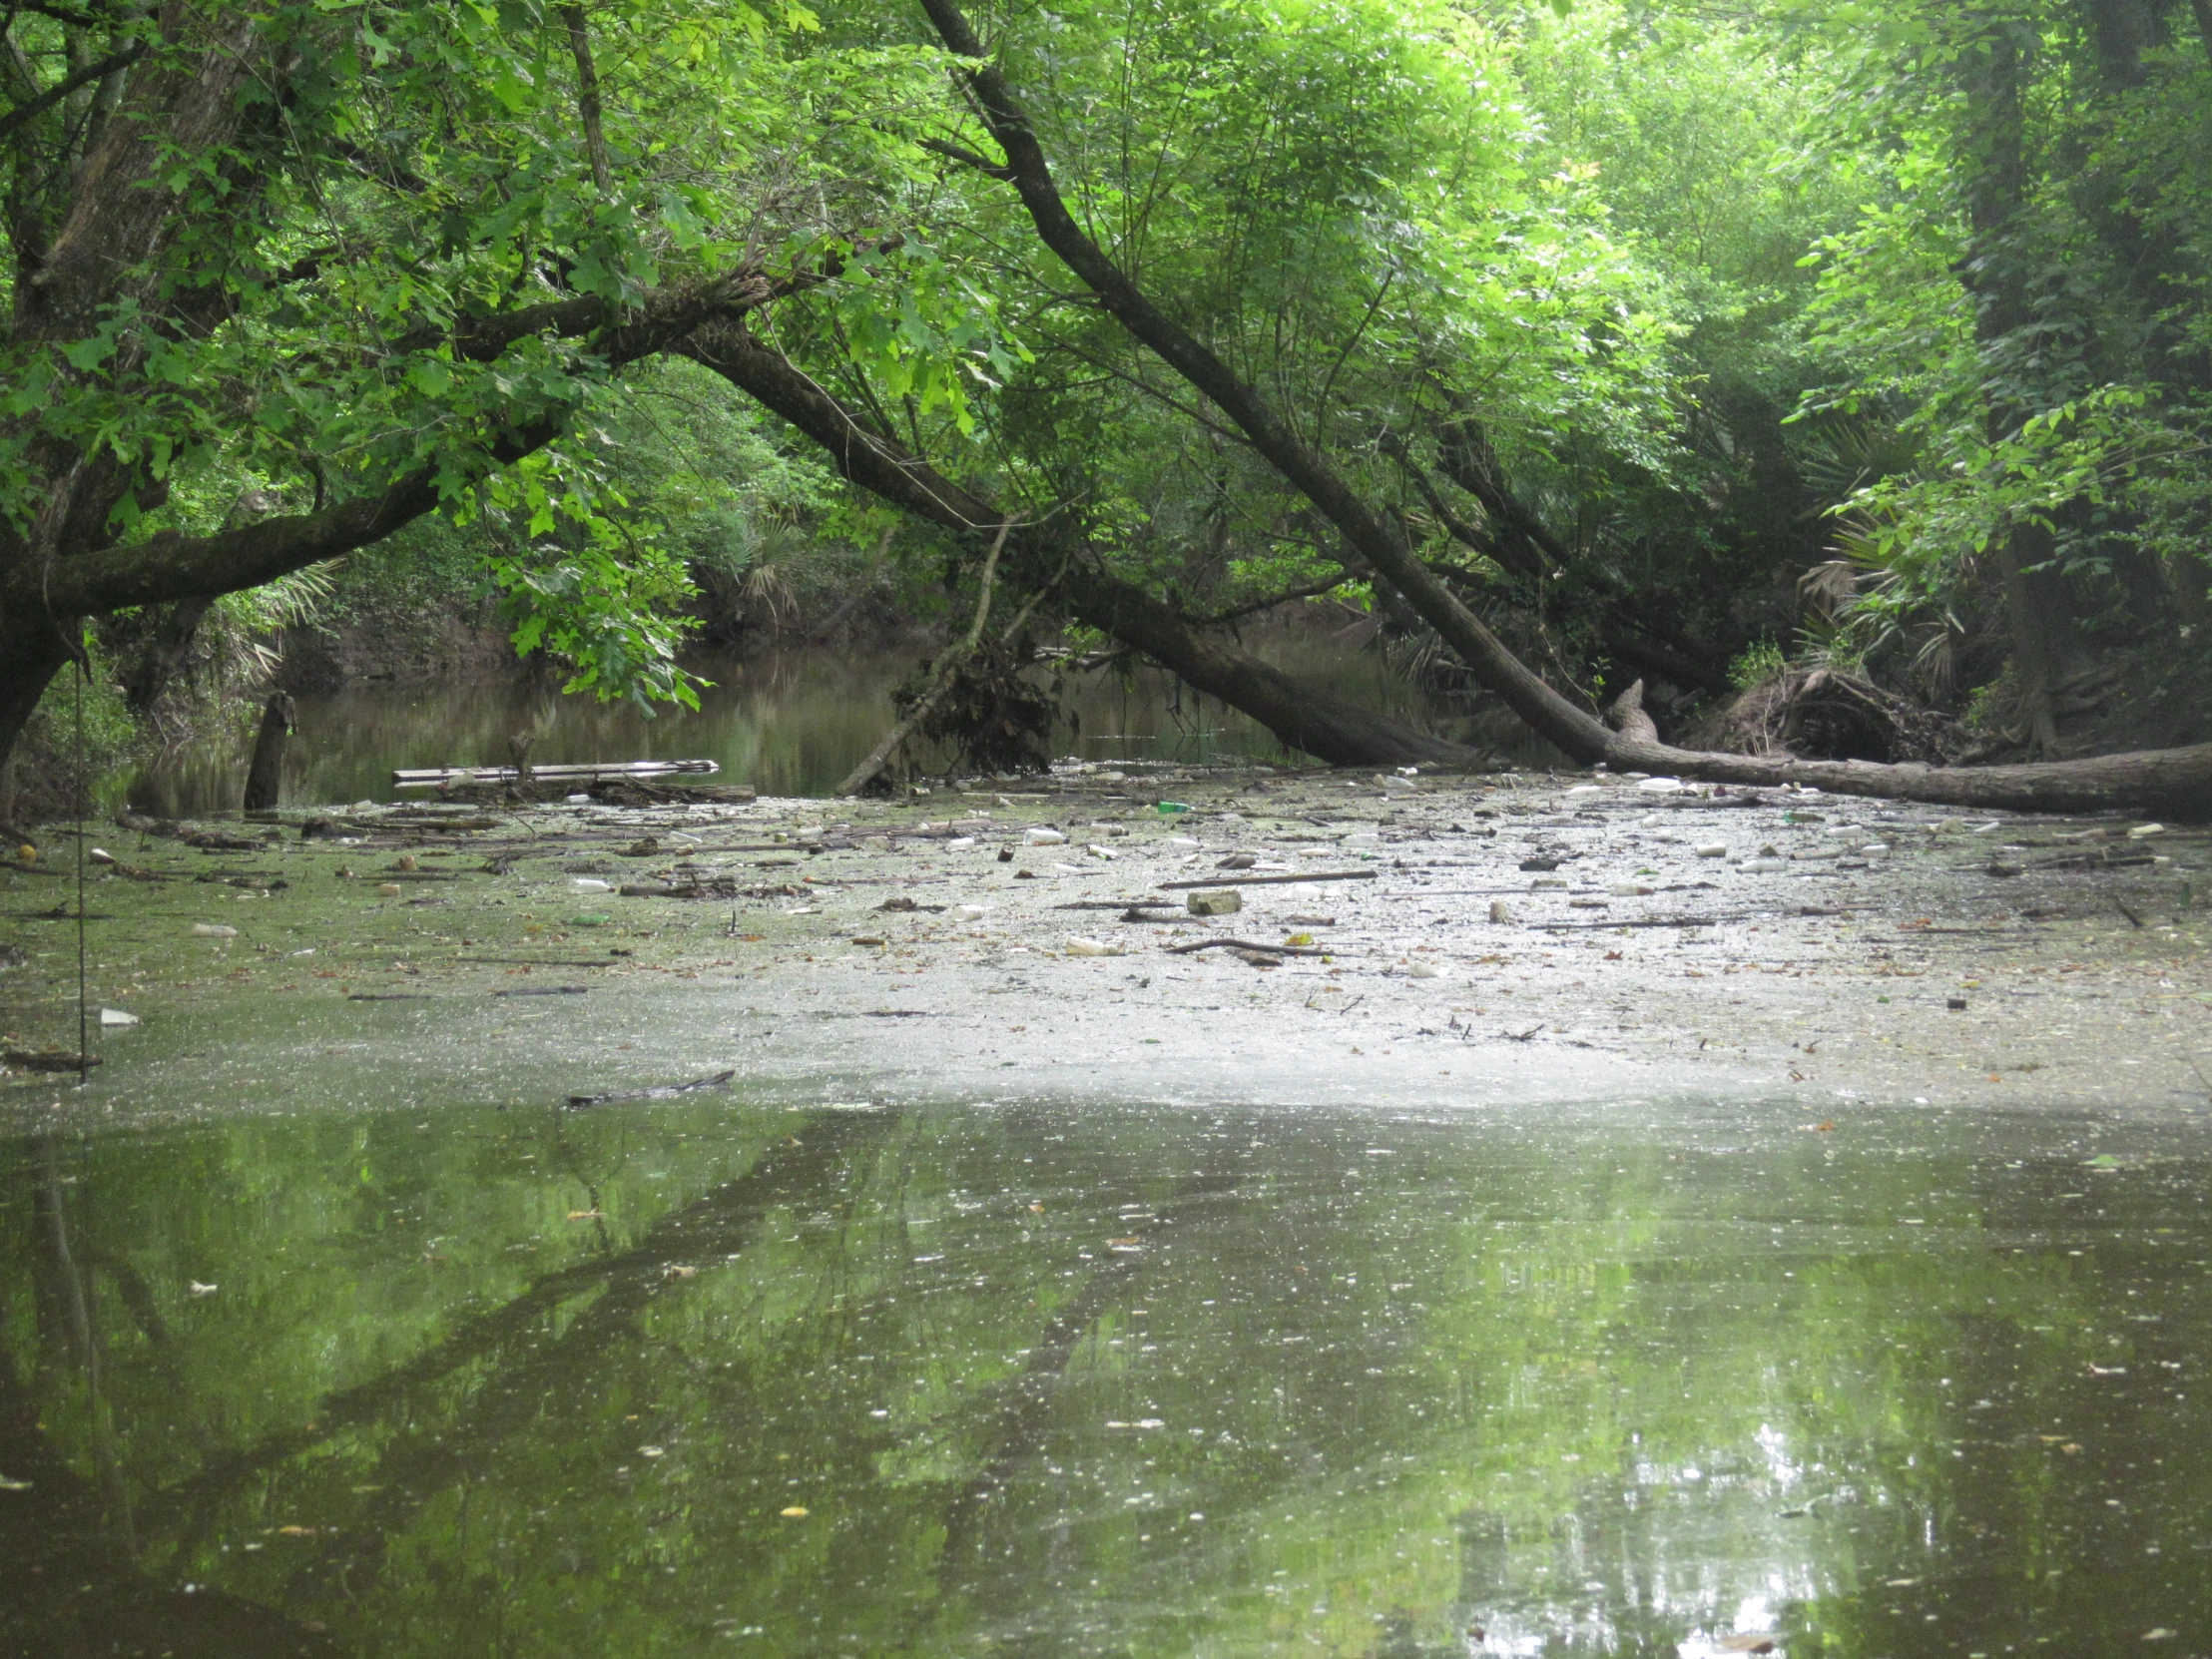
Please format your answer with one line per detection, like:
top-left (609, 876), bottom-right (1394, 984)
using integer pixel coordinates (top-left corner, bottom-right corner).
top-left (75, 651), bottom-right (89, 1085)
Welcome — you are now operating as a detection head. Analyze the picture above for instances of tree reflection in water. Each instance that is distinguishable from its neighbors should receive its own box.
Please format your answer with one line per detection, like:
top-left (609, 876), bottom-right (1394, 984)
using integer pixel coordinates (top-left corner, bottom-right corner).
top-left (2, 1099), bottom-right (2207, 1656)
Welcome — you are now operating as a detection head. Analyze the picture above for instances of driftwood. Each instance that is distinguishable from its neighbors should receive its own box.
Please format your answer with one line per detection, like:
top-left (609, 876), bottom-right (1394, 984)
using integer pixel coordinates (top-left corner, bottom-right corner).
top-left (1162, 936), bottom-right (1328, 956)
top-left (2, 1050), bottom-right (99, 1072)
top-left (567, 1068), bottom-right (737, 1108)
top-left (1159, 869), bottom-right (1379, 889)
top-left (392, 759), bottom-right (720, 787)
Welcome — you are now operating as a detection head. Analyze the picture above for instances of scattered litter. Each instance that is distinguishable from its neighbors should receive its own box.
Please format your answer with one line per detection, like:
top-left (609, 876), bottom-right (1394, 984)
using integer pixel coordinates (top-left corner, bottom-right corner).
top-left (1064, 935), bottom-right (1125, 956)
top-left (191, 923), bottom-right (238, 938)
top-left (571, 877), bottom-right (612, 892)
top-left (1187, 889), bottom-right (1243, 916)
top-left (1025, 827), bottom-right (1066, 845)
top-left (1694, 842), bottom-right (1728, 858)
top-left (1408, 962), bottom-right (1441, 978)
top-left (1637, 777), bottom-right (1686, 793)
top-left (99, 1008), bottom-right (139, 1026)
top-left (1489, 899), bottom-right (1515, 923)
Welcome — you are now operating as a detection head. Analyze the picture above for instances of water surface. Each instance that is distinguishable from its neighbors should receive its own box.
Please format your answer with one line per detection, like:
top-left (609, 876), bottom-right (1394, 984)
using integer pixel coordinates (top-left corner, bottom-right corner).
top-left (4, 1095), bottom-right (2205, 1656)
top-left (127, 641), bottom-right (1451, 815)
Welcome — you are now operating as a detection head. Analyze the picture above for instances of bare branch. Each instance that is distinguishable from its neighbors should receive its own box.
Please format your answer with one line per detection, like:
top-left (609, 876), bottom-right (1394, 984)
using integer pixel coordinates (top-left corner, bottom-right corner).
top-left (915, 134), bottom-right (1012, 179)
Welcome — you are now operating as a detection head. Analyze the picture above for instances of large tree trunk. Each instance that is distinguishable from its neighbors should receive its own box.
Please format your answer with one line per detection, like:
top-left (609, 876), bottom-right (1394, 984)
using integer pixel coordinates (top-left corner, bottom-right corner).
top-left (242, 693), bottom-right (293, 812)
top-left (916, 0), bottom-right (2212, 819)
top-left (1958, 18), bottom-right (2075, 754)
top-left (0, 617), bottom-right (73, 830)
top-left (678, 323), bottom-right (1483, 769)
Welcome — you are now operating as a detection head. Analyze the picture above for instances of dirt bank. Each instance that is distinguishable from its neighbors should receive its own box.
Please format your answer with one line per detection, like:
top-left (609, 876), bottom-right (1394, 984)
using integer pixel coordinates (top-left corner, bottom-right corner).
top-left (2, 762), bottom-right (2206, 1127)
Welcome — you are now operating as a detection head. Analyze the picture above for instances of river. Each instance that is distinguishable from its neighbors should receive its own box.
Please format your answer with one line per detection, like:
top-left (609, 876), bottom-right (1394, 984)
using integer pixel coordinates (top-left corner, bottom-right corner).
top-left (5, 1089), bottom-right (2204, 1656)
top-left (4, 681), bottom-right (2207, 1656)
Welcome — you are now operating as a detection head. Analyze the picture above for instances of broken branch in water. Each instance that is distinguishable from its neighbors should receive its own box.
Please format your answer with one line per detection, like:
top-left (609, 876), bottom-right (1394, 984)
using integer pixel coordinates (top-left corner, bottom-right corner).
top-left (836, 518), bottom-right (1015, 797)
top-left (2, 1051), bottom-right (100, 1072)
top-left (567, 1068), bottom-right (738, 1108)
top-left (1162, 937), bottom-right (1329, 956)
top-left (1159, 869), bottom-right (1378, 889)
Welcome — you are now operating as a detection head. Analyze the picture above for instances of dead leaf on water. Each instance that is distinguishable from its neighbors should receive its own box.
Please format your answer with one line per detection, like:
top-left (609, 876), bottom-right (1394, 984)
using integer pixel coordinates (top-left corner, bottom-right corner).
top-left (1717, 1639), bottom-right (1776, 1654)
top-left (780, 1506), bottom-right (810, 1518)
top-left (277, 1525), bottom-right (317, 1537)
top-left (567, 1209), bottom-right (603, 1221)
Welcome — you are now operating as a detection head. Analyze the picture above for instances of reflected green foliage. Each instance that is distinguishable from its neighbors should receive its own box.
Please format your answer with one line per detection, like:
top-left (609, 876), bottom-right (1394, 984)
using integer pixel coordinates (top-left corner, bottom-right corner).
top-left (5, 1100), bottom-right (2209, 1654)
top-left (123, 639), bottom-right (1441, 816)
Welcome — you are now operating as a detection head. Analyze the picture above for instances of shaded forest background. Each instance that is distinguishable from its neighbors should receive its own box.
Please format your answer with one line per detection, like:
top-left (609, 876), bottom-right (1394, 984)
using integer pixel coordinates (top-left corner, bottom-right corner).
top-left (3, 0), bottom-right (2210, 816)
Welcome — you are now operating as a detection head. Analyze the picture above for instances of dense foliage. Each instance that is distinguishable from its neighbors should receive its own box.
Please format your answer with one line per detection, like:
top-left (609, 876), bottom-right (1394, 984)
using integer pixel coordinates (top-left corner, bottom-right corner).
top-left (3, 0), bottom-right (2208, 790)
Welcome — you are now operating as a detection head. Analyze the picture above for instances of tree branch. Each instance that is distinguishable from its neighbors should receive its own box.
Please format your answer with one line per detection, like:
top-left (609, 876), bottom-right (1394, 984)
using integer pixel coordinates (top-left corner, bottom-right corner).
top-left (915, 133), bottom-right (1013, 179)
top-left (18, 271), bottom-right (794, 617)
top-left (0, 37), bottom-right (142, 148)
top-left (911, 0), bottom-right (1617, 764)
top-left (559, 3), bottom-right (610, 192)
top-left (1190, 575), bottom-right (1351, 626)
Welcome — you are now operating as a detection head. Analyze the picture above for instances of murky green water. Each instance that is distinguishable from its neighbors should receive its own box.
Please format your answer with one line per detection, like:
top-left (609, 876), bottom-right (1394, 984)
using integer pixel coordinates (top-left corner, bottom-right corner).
top-left (126, 642), bottom-right (1448, 816)
top-left (4, 1095), bottom-right (2206, 1657)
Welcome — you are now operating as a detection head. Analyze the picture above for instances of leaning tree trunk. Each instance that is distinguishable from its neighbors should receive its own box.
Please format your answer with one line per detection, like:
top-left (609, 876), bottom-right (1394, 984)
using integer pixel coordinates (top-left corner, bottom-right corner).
top-left (917, 0), bottom-right (2212, 820)
top-left (677, 323), bottom-right (1485, 770)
